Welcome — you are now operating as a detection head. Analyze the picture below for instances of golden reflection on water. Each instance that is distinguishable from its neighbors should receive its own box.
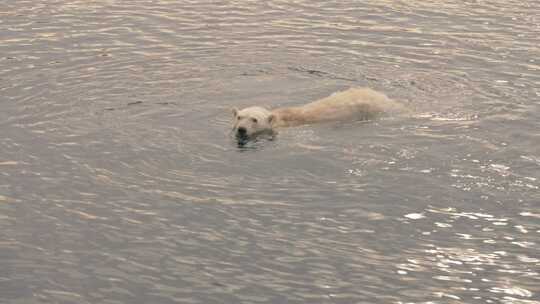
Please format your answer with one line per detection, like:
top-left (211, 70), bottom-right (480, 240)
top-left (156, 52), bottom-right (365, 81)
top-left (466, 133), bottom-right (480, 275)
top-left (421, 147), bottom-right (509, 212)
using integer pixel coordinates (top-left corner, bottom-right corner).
top-left (399, 205), bottom-right (539, 302)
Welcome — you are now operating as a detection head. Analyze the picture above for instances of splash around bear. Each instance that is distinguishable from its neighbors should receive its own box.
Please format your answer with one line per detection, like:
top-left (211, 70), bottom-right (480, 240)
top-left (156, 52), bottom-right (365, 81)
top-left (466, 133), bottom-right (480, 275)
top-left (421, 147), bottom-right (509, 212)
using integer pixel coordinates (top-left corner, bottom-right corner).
top-left (231, 87), bottom-right (403, 143)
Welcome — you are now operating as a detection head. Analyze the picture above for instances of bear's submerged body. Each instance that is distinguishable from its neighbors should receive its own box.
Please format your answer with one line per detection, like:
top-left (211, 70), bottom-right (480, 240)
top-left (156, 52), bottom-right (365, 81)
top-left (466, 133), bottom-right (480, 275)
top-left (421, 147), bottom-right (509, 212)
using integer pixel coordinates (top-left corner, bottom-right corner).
top-left (232, 87), bottom-right (403, 141)
top-left (271, 87), bottom-right (401, 127)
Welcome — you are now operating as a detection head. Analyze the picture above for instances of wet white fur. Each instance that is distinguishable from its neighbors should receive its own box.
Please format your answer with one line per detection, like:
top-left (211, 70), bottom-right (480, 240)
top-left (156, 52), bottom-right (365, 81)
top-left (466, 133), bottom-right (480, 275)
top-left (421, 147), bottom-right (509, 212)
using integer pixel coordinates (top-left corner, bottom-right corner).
top-left (232, 87), bottom-right (402, 138)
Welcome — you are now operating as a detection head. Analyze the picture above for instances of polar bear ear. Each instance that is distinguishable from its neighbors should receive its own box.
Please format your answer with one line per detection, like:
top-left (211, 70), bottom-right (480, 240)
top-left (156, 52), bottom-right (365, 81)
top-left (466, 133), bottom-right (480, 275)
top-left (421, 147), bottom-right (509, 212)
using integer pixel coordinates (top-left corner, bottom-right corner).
top-left (232, 108), bottom-right (238, 117)
top-left (268, 113), bottom-right (275, 124)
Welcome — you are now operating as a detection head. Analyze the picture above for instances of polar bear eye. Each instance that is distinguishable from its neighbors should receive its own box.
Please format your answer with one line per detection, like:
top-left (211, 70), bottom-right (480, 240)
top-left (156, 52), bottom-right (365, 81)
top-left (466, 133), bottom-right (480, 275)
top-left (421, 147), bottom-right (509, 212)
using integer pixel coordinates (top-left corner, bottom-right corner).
top-left (251, 118), bottom-right (258, 123)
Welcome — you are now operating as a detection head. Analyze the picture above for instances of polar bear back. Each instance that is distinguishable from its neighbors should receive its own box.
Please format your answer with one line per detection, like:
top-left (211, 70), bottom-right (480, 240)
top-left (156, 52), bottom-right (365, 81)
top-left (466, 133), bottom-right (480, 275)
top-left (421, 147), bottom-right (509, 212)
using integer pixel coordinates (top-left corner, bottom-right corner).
top-left (275, 87), bottom-right (401, 126)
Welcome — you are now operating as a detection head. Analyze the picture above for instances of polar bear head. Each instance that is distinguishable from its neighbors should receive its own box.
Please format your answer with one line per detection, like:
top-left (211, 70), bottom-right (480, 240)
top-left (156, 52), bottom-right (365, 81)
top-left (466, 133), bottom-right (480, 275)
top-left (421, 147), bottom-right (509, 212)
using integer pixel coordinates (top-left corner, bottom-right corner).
top-left (232, 106), bottom-right (275, 141)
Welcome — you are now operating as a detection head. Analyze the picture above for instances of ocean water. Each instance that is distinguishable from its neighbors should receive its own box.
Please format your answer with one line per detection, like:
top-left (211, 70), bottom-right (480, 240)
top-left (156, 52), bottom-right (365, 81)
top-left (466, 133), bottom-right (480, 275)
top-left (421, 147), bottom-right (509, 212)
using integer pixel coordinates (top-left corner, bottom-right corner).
top-left (1, 1), bottom-right (539, 303)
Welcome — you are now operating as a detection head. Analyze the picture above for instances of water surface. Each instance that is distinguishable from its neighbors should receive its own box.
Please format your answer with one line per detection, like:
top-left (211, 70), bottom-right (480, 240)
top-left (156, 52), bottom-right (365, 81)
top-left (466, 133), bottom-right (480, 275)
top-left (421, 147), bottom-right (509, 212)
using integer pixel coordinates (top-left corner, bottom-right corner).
top-left (1, 1), bottom-right (539, 303)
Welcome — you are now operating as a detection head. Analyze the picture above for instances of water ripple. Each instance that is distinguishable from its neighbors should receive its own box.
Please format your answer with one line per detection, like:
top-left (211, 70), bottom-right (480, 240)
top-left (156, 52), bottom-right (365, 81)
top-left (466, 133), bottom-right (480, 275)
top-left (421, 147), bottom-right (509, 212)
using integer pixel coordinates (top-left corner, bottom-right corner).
top-left (2, 0), bottom-right (540, 303)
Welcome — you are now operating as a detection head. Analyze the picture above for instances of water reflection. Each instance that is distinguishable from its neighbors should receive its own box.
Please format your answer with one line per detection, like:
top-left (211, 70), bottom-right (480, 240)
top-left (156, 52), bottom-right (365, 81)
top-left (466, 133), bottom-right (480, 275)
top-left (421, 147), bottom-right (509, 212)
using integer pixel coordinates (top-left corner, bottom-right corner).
top-left (398, 206), bottom-right (539, 302)
top-left (1, 0), bottom-right (539, 303)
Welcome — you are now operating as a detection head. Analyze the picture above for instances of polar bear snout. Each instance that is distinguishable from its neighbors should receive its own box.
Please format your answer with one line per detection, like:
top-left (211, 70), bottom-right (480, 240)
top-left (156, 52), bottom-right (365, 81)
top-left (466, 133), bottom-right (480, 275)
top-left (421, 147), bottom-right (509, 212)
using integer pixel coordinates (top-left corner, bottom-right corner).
top-left (233, 123), bottom-right (252, 141)
top-left (236, 127), bottom-right (247, 137)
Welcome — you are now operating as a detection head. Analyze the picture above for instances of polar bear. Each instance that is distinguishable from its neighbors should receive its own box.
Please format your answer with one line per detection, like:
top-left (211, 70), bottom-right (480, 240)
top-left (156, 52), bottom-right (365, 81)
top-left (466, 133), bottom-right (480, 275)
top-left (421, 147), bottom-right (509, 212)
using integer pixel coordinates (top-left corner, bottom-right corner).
top-left (232, 87), bottom-right (402, 141)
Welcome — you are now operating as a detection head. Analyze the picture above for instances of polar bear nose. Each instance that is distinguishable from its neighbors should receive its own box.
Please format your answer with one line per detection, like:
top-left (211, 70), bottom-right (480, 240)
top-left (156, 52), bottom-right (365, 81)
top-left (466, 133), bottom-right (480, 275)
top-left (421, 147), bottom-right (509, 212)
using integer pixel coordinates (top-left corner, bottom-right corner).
top-left (237, 127), bottom-right (247, 136)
